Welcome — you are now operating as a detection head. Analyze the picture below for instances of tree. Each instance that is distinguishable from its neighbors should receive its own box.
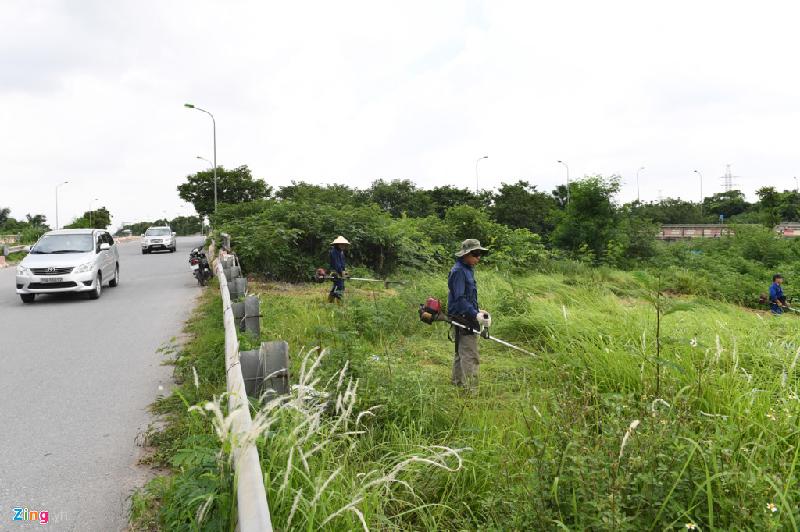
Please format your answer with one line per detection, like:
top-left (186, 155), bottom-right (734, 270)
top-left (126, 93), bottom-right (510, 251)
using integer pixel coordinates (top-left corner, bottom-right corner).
top-left (428, 186), bottom-right (490, 218)
top-left (552, 176), bottom-right (620, 259)
top-left (276, 182), bottom-right (365, 206)
top-left (703, 190), bottom-right (749, 220)
top-left (178, 165), bottom-right (272, 217)
top-left (169, 215), bottom-right (203, 235)
top-left (0, 207), bottom-right (10, 226)
top-left (491, 180), bottom-right (559, 237)
top-left (65, 207), bottom-right (111, 229)
top-left (367, 179), bottom-right (434, 218)
top-left (630, 198), bottom-right (706, 224)
top-left (25, 214), bottom-right (47, 226)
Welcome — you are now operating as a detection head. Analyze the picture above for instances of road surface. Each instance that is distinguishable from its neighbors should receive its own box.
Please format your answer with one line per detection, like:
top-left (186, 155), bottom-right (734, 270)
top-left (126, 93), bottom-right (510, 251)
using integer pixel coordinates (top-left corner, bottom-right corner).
top-left (0, 236), bottom-right (204, 530)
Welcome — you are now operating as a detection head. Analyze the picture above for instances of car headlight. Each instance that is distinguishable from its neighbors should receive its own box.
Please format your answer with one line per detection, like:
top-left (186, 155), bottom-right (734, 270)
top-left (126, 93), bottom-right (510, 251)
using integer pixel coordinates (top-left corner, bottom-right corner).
top-left (73, 261), bottom-right (95, 273)
top-left (16, 265), bottom-right (30, 276)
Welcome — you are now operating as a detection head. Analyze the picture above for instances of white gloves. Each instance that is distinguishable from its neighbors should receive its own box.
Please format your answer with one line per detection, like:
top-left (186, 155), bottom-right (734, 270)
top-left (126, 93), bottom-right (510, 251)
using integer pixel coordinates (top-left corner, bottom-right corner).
top-left (477, 310), bottom-right (492, 328)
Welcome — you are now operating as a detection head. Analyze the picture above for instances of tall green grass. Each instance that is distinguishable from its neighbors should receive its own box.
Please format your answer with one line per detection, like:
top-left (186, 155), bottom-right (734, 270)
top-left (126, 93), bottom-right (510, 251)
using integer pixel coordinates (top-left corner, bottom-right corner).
top-left (133, 268), bottom-right (800, 530)
top-left (257, 270), bottom-right (800, 530)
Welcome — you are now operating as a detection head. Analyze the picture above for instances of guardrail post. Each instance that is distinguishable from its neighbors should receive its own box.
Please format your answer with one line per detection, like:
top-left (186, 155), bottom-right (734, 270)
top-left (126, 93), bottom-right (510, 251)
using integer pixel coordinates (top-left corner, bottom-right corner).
top-left (229, 277), bottom-right (248, 300)
top-left (243, 295), bottom-right (260, 338)
top-left (240, 341), bottom-right (290, 399)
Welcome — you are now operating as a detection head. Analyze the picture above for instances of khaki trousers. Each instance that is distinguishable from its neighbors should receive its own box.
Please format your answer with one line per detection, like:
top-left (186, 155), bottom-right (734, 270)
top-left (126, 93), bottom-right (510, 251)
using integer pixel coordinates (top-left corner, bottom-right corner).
top-left (452, 326), bottom-right (479, 388)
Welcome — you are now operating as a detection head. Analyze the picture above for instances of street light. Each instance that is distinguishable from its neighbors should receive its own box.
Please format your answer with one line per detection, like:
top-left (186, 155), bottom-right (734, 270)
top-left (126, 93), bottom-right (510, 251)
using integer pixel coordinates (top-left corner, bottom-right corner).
top-left (636, 166), bottom-right (645, 203)
top-left (794, 176), bottom-right (798, 192)
top-left (475, 155), bottom-right (488, 193)
top-left (694, 170), bottom-right (703, 216)
top-left (89, 197), bottom-right (99, 228)
top-left (184, 103), bottom-right (217, 213)
top-left (557, 160), bottom-right (570, 205)
top-left (55, 181), bottom-right (69, 230)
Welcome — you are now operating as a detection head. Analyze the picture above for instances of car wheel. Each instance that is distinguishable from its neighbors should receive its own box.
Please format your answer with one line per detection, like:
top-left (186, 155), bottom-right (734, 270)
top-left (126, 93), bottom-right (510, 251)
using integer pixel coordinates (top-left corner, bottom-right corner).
top-left (109, 264), bottom-right (119, 287)
top-left (141, 249), bottom-right (147, 254)
top-left (88, 272), bottom-right (102, 300)
top-left (20, 294), bottom-right (35, 304)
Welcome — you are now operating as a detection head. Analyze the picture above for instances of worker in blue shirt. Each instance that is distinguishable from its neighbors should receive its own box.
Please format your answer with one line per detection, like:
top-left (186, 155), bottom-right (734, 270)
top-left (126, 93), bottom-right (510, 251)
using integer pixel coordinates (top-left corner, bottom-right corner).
top-left (448, 239), bottom-right (491, 389)
top-left (769, 273), bottom-right (787, 314)
top-left (328, 236), bottom-right (350, 303)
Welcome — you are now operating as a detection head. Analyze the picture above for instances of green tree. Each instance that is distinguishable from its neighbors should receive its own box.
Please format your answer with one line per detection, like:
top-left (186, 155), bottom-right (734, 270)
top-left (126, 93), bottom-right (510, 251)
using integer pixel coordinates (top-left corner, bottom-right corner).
top-left (25, 213), bottom-right (48, 227)
top-left (0, 207), bottom-right (10, 227)
top-left (552, 176), bottom-right (620, 259)
top-left (169, 215), bottom-right (202, 236)
top-left (703, 190), bottom-right (749, 220)
top-left (276, 182), bottom-right (365, 206)
top-left (631, 198), bottom-right (706, 224)
top-left (428, 186), bottom-right (490, 218)
top-left (65, 207), bottom-right (111, 229)
top-left (491, 180), bottom-right (559, 236)
top-left (367, 179), bottom-right (434, 218)
top-left (178, 165), bottom-right (272, 217)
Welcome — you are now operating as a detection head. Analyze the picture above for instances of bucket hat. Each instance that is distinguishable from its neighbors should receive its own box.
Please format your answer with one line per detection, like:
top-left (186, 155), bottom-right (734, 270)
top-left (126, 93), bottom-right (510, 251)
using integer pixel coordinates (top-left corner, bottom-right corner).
top-left (455, 238), bottom-right (488, 257)
top-left (331, 236), bottom-right (351, 246)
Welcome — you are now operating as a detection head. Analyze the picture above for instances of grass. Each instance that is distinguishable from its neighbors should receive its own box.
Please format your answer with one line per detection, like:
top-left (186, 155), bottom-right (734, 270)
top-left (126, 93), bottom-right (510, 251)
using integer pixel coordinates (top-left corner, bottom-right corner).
top-left (132, 267), bottom-right (800, 530)
top-left (5, 251), bottom-right (26, 263)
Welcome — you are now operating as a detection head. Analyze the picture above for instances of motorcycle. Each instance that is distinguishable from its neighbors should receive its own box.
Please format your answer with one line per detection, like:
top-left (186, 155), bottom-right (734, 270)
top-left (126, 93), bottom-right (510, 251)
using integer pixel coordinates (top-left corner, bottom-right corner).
top-left (189, 247), bottom-right (213, 286)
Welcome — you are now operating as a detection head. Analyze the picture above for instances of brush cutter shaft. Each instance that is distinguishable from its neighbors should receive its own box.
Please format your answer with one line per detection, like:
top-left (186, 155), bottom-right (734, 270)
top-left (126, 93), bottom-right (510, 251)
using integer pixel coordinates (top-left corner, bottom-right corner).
top-left (448, 319), bottom-right (536, 357)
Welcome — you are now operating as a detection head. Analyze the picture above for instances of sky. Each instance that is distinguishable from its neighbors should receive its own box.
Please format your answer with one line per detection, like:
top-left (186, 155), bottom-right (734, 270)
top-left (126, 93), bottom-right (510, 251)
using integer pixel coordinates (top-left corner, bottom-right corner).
top-left (2, 0), bottom-right (800, 229)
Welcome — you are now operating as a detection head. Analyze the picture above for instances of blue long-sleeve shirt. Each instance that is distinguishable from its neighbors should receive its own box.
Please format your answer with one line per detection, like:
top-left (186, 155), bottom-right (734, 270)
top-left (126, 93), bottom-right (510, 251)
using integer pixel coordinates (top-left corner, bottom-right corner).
top-left (770, 282), bottom-right (784, 303)
top-left (329, 247), bottom-right (345, 274)
top-left (447, 259), bottom-right (479, 319)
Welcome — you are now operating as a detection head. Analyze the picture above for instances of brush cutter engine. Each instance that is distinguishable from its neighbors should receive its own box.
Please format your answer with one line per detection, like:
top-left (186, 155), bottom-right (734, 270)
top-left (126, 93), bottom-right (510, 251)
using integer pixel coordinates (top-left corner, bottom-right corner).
top-left (419, 297), bottom-right (444, 324)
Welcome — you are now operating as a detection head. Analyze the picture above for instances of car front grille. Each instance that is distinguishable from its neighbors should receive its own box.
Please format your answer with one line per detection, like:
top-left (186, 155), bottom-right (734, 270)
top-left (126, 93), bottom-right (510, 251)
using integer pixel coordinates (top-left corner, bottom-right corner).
top-left (27, 282), bottom-right (78, 289)
top-left (31, 267), bottom-right (74, 276)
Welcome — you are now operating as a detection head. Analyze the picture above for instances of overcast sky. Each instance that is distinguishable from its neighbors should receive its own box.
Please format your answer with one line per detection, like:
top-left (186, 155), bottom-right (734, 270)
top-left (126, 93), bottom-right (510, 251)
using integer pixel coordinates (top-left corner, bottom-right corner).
top-left (2, 0), bottom-right (800, 228)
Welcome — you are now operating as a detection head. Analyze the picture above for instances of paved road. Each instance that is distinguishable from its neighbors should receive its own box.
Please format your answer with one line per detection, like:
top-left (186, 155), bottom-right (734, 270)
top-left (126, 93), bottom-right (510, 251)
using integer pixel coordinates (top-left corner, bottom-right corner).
top-left (0, 236), bottom-right (204, 531)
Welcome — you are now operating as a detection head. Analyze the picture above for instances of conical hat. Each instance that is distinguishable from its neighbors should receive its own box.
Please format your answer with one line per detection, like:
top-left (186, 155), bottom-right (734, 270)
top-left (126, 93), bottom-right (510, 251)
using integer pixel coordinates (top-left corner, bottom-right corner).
top-left (331, 236), bottom-right (350, 245)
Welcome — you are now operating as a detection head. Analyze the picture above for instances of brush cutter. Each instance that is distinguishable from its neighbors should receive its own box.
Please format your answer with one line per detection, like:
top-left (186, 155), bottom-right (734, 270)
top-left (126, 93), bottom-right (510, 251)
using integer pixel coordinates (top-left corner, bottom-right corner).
top-left (419, 298), bottom-right (537, 357)
top-left (758, 293), bottom-right (800, 314)
top-left (314, 268), bottom-right (406, 288)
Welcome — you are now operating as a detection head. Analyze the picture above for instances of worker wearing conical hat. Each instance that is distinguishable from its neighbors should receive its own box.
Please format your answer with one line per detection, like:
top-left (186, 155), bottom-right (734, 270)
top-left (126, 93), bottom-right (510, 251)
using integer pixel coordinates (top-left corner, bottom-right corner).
top-left (328, 236), bottom-right (350, 303)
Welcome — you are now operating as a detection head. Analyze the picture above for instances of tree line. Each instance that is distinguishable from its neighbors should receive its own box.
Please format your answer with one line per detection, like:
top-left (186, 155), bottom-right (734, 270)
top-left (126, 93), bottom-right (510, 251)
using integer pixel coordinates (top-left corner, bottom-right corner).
top-left (177, 165), bottom-right (800, 269)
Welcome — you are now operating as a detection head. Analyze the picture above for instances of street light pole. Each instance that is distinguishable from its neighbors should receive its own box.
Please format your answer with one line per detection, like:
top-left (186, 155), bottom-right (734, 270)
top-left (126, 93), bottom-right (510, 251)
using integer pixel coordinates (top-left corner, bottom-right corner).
top-left (55, 181), bottom-right (69, 230)
top-left (694, 170), bottom-right (703, 216)
top-left (557, 160), bottom-right (570, 205)
top-left (636, 166), bottom-right (645, 203)
top-left (184, 103), bottom-right (217, 213)
top-left (89, 197), bottom-right (99, 228)
top-left (475, 155), bottom-right (488, 193)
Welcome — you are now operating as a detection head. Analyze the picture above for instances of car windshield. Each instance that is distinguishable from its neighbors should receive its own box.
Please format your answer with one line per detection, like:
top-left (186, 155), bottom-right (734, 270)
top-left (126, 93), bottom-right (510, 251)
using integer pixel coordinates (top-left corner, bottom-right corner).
top-left (145, 228), bottom-right (171, 236)
top-left (31, 234), bottom-right (94, 254)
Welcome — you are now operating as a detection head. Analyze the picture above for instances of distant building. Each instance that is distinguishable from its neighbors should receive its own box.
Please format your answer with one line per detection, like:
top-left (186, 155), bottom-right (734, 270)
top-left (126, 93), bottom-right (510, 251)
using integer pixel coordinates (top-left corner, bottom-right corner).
top-left (774, 222), bottom-right (800, 237)
top-left (656, 224), bottom-right (734, 240)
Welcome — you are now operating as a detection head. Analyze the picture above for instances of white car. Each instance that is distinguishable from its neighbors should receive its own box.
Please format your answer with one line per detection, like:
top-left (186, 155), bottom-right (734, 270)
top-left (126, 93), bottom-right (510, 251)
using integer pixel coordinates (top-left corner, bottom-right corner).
top-left (141, 226), bottom-right (177, 254)
top-left (15, 229), bottom-right (120, 303)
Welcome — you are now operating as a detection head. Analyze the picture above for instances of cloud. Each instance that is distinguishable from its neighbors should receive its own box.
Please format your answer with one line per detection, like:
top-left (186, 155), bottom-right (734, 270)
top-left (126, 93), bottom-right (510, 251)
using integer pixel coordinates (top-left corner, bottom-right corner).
top-left (2, 0), bottom-right (800, 227)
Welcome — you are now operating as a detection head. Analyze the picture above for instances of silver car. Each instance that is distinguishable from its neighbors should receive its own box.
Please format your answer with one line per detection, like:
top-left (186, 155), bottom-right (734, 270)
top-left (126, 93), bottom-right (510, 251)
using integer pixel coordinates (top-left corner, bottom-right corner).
top-left (15, 229), bottom-right (120, 303)
top-left (141, 226), bottom-right (177, 254)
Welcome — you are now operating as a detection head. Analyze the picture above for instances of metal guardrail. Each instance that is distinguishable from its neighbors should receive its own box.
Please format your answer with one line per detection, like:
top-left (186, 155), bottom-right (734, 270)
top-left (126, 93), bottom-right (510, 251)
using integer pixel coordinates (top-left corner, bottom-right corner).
top-left (210, 242), bottom-right (273, 532)
top-left (2, 244), bottom-right (28, 257)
